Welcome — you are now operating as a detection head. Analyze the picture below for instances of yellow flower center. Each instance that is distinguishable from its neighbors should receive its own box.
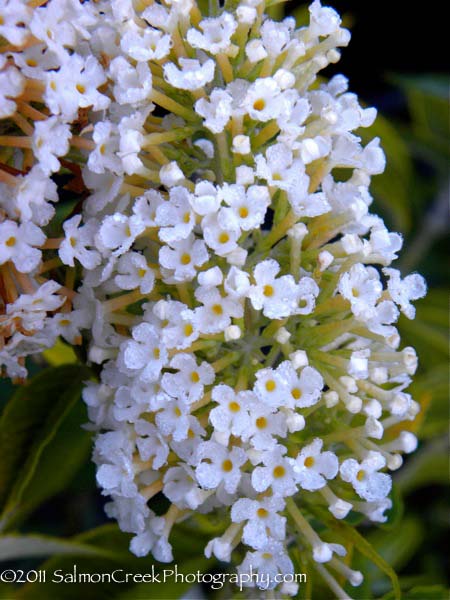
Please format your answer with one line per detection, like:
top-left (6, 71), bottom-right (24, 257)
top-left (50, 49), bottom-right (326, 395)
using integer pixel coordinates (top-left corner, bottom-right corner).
top-left (265, 379), bottom-right (276, 392)
top-left (304, 456), bottom-right (315, 468)
top-left (212, 304), bottom-right (223, 315)
top-left (291, 387), bottom-right (302, 400)
top-left (253, 98), bottom-right (266, 111)
top-left (256, 416), bottom-right (267, 429)
top-left (273, 465), bottom-right (286, 478)
top-left (222, 459), bottom-right (233, 472)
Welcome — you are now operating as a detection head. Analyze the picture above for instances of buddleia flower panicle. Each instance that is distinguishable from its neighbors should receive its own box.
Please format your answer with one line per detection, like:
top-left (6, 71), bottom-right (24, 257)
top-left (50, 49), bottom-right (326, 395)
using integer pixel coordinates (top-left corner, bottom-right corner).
top-left (0, 0), bottom-right (426, 595)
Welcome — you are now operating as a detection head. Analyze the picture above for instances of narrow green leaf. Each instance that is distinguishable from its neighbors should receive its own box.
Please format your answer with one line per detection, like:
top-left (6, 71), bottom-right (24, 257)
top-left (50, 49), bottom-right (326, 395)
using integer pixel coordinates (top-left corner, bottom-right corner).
top-left (0, 534), bottom-right (113, 562)
top-left (4, 399), bottom-right (92, 530)
top-left (325, 518), bottom-right (401, 600)
top-left (0, 365), bottom-right (91, 530)
top-left (382, 584), bottom-right (449, 600)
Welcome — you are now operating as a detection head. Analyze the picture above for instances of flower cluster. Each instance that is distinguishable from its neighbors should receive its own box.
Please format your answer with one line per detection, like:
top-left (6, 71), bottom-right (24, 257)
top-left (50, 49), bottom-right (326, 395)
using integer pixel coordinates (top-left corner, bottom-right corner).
top-left (0, 0), bottom-right (426, 596)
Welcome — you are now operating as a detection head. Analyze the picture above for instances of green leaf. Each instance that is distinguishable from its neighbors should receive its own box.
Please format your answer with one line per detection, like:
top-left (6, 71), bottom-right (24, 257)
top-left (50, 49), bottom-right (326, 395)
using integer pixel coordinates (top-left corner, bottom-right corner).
top-left (363, 517), bottom-right (424, 574)
top-left (0, 534), bottom-right (114, 562)
top-left (0, 365), bottom-right (91, 530)
top-left (382, 584), bottom-right (449, 600)
top-left (324, 518), bottom-right (401, 600)
top-left (4, 399), bottom-right (92, 529)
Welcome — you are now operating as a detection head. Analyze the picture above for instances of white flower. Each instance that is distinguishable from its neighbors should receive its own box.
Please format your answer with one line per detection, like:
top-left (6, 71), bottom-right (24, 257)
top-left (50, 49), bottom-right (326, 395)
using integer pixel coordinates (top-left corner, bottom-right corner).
top-left (276, 361), bottom-right (323, 409)
top-left (162, 353), bottom-right (215, 404)
top-left (163, 465), bottom-right (208, 509)
top-left (44, 54), bottom-right (109, 120)
top-left (88, 121), bottom-right (122, 175)
top-left (118, 110), bottom-right (149, 175)
top-left (242, 77), bottom-right (282, 122)
top-left (309, 0), bottom-right (341, 37)
top-left (130, 515), bottom-right (166, 558)
top-left (155, 397), bottom-right (192, 442)
top-left (293, 276), bottom-right (320, 314)
top-left (96, 213), bottom-right (145, 256)
top-left (109, 57), bottom-right (153, 106)
top-left (32, 117), bottom-right (71, 175)
top-left (231, 135), bottom-right (251, 154)
top-left (313, 541), bottom-right (346, 564)
top-left (2, 0), bottom-right (424, 589)
top-left (59, 215), bottom-right (101, 269)
top-left (156, 187), bottom-right (195, 244)
top-left (0, 57), bottom-right (25, 118)
top-left (246, 401), bottom-right (287, 450)
top-left (202, 213), bottom-right (240, 257)
top-left (115, 252), bottom-right (155, 294)
top-left (0, 220), bottom-right (45, 273)
top-left (48, 309), bottom-right (88, 344)
top-left (231, 496), bottom-right (286, 549)
top-left (118, 323), bottom-right (168, 383)
top-left (292, 438), bottom-right (338, 491)
top-left (218, 184), bottom-right (270, 232)
top-left (187, 13), bottom-right (237, 55)
top-left (159, 234), bottom-right (208, 282)
top-left (238, 541), bottom-right (294, 590)
top-left (339, 263), bottom-right (383, 318)
top-left (134, 420), bottom-right (169, 468)
top-left (159, 162), bottom-right (185, 188)
top-left (251, 446), bottom-right (297, 496)
top-left (6, 166), bottom-right (58, 226)
top-left (253, 364), bottom-right (289, 409)
top-left (193, 286), bottom-right (243, 334)
top-left (190, 181), bottom-right (220, 216)
top-left (209, 385), bottom-right (253, 443)
top-left (6, 280), bottom-right (64, 331)
top-left (163, 58), bottom-right (215, 91)
top-left (195, 89), bottom-right (233, 133)
top-left (340, 451), bottom-right (392, 502)
top-left (195, 441), bottom-right (247, 494)
top-left (0, 1), bottom-right (31, 46)
top-left (121, 25), bottom-right (172, 62)
top-left (384, 268), bottom-right (426, 319)
top-left (248, 259), bottom-right (298, 318)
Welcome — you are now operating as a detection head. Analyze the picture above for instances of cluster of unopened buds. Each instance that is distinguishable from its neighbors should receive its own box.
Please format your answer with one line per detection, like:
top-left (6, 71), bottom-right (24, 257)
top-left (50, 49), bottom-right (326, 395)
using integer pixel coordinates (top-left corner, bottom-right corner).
top-left (0, 0), bottom-right (427, 596)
